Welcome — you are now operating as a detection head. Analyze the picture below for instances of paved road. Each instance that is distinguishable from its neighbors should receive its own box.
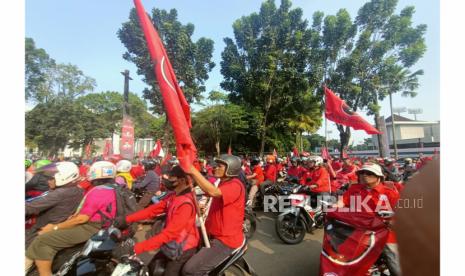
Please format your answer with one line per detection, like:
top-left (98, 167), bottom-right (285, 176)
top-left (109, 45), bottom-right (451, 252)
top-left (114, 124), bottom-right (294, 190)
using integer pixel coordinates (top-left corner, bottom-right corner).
top-left (244, 211), bottom-right (324, 276)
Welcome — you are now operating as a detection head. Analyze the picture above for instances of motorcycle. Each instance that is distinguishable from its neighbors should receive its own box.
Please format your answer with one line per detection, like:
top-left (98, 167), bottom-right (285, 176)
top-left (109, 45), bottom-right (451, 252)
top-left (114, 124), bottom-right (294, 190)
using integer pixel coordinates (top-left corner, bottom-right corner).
top-left (319, 210), bottom-right (395, 276)
top-left (275, 185), bottom-right (328, 244)
top-left (243, 206), bottom-right (258, 239)
top-left (26, 224), bottom-right (135, 276)
top-left (111, 238), bottom-right (257, 276)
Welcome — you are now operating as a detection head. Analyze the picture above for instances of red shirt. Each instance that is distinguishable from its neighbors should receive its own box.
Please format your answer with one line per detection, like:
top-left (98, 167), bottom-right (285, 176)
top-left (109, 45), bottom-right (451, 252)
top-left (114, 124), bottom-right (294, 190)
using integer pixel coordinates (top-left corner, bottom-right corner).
top-left (300, 167), bottom-right (331, 193)
top-left (264, 164), bottom-right (277, 182)
top-left (342, 182), bottom-right (400, 243)
top-left (205, 178), bottom-right (245, 249)
top-left (287, 166), bottom-right (304, 178)
top-left (276, 163), bottom-right (283, 172)
top-left (127, 190), bottom-right (198, 254)
top-left (252, 165), bottom-right (265, 186)
top-left (79, 165), bottom-right (89, 177)
top-left (130, 165), bottom-right (145, 180)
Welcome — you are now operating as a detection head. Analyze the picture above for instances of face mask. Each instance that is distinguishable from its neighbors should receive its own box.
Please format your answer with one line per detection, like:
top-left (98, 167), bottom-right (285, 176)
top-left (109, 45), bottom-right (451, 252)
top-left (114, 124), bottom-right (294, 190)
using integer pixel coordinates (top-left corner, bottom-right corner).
top-left (163, 178), bottom-right (178, 191)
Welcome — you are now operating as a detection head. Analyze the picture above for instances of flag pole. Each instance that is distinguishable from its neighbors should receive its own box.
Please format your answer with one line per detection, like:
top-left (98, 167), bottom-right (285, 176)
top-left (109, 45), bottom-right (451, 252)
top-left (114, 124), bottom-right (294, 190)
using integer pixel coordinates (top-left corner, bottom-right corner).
top-left (189, 183), bottom-right (211, 248)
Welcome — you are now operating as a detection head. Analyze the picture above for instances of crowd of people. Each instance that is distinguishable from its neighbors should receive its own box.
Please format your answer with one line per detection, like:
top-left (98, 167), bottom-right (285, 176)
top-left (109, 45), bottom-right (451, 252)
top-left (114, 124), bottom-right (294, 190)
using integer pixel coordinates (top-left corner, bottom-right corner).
top-left (24, 151), bottom-right (434, 276)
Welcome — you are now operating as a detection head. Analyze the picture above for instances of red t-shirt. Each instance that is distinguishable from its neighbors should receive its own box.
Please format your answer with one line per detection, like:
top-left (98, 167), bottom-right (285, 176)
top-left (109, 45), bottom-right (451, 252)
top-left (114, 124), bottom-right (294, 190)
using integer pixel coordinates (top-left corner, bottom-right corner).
top-left (79, 165), bottom-right (89, 177)
top-left (300, 167), bottom-right (330, 193)
top-left (252, 165), bottom-right (265, 185)
top-left (342, 182), bottom-right (400, 243)
top-left (264, 164), bottom-right (277, 182)
top-left (205, 178), bottom-right (245, 249)
top-left (130, 165), bottom-right (145, 180)
top-left (287, 166), bottom-right (304, 178)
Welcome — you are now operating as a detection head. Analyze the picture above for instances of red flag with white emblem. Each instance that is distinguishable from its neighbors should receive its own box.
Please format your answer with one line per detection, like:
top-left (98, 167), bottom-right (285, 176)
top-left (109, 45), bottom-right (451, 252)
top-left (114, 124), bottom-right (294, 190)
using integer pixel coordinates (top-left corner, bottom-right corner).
top-left (133, 0), bottom-right (196, 171)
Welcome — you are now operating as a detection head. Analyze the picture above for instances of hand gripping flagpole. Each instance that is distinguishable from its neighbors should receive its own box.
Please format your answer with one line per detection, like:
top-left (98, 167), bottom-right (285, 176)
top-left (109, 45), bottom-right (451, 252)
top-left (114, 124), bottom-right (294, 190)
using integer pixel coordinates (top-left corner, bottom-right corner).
top-left (189, 181), bottom-right (211, 248)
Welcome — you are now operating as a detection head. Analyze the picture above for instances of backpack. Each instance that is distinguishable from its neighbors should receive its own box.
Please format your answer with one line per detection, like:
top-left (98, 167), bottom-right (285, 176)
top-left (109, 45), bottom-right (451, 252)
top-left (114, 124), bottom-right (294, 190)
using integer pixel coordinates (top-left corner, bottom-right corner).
top-left (109, 183), bottom-right (138, 218)
top-left (98, 184), bottom-right (138, 226)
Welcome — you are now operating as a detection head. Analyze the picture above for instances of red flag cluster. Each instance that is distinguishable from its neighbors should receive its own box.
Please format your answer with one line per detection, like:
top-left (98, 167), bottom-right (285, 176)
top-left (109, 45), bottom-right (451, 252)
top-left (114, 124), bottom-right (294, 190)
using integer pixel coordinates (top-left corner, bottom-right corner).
top-left (134, 0), bottom-right (197, 172)
top-left (324, 87), bottom-right (381, 135)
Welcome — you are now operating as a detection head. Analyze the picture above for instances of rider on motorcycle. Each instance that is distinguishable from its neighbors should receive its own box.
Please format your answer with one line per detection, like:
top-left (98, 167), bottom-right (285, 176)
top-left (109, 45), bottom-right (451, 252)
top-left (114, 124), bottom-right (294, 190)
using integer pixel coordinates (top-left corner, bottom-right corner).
top-left (25, 162), bottom-right (84, 247)
top-left (25, 159), bottom-right (34, 183)
top-left (338, 162), bottom-right (401, 276)
top-left (183, 154), bottom-right (245, 276)
top-left (133, 159), bottom-right (162, 209)
top-left (259, 155), bottom-right (278, 196)
top-left (300, 156), bottom-right (331, 201)
top-left (26, 161), bottom-right (119, 276)
top-left (113, 165), bottom-right (199, 276)
top-left (246, 157), bottom-right (265, 207)
top-left (116, 159), bottom-right (135, 189)
top-left (25, 159), bottom-right (53, 198)
top-left (382, 158), bottom-right (402, 182)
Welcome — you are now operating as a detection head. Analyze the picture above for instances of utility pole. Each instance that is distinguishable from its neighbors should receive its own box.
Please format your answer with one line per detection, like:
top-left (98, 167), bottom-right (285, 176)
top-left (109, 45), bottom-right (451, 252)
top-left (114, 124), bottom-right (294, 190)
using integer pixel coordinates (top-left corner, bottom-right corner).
top-left (389, 93), bottom-right (399, 159)
top-left (121, 70), bottom-right (133, 117)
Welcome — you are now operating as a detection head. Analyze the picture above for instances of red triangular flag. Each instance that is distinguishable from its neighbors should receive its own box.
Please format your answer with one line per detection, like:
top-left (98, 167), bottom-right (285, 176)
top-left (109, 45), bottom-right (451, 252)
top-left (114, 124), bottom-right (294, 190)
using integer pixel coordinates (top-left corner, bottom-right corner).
top-left (325, 86), bottom-right (381, 135)
top-left (134, 0), bottom-right (197, 171)
top-left (273, 148), bottom-right (278, 157)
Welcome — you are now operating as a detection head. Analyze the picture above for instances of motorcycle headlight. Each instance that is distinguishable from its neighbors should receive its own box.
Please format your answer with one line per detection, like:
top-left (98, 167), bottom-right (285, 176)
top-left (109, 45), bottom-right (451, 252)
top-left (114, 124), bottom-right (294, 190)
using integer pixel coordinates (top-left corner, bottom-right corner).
top-left (81, 239), bottom-right (103, 256)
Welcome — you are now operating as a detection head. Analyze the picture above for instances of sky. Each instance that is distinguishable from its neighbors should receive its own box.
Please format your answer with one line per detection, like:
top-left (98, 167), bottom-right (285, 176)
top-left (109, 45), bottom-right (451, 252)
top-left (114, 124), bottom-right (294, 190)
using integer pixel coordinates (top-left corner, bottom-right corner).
top-left (25, 0), bottom-right (439, 145)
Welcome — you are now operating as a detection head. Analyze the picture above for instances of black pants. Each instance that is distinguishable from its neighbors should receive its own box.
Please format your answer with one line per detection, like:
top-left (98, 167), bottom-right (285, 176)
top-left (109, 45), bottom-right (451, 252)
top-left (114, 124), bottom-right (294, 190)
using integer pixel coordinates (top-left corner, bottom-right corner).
top-left (182, 239), bottom-right (235, 276)
top-left (150, 248), bottom-right (197, 276)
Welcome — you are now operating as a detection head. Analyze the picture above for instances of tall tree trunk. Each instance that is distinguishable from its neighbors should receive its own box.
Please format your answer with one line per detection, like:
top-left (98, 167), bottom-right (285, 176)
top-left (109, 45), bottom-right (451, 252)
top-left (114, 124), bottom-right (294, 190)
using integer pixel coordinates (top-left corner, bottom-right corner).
top-left (259, 111), bottom-right (268, 158)
top-left (374, 114), bottom-right (389, 158)
top-left (215, 141), bottom-right (220, 157)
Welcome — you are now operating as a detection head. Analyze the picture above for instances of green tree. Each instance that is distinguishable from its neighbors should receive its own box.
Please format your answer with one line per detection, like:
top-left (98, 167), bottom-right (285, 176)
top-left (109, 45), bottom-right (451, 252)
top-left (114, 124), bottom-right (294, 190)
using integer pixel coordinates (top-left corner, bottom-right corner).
top-left (306, 134), bottom-right (326, 151)
top-left (25, 38), bottom-right (56, 103)
top-left (26, 98), bottom-right (108, 156)
top-left (192, 91), bottom-right (249, 156)
top-left (221, 0), bottom-right (322, 156)
top-left (118, 7), bottom-right (215, 151)
top-left (76, 91), bottom-right (159, 138)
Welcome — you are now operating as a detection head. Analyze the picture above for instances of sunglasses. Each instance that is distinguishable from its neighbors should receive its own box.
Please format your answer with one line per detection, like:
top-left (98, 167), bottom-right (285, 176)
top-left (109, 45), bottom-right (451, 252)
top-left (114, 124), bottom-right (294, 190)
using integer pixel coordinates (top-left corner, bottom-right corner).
top-left (358, 171), bottom-right (377, 177)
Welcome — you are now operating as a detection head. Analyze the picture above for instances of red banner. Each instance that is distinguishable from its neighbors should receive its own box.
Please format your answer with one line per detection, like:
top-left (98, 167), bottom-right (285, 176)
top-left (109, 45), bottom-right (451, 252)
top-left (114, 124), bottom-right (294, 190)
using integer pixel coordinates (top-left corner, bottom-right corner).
top-left (120, 116), bottom-right (135, 160)
top-left (325, 87), bottom-right (381, 135)
top-left (134, 0), bottom-right (197, 172)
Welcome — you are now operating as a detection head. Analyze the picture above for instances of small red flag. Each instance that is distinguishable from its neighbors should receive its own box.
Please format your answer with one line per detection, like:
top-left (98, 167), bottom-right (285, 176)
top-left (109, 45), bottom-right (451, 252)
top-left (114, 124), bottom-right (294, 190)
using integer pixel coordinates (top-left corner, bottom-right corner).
top-left (102, 139), bottom-right (112, 159)
top-left (134, 0), bottom-right (196, 171)
top-left (227, 146), bottom-right (232, 155)
top-left (321, 147), bottom-right (332, 161)
top-left (138, 149), bottom-right (144, 160)
top-left (273, 148), bottom-right (278, 157)
top-left (325, 86), bottom-right (381, 135)
top-left (150, 139), bottom-right (164, 158)
top-left (292, 147), bottom-right (299, 157)
top-left (85, 142), bottom-right (91, 159)
top-left (342, 148), bottom-right (349, 159)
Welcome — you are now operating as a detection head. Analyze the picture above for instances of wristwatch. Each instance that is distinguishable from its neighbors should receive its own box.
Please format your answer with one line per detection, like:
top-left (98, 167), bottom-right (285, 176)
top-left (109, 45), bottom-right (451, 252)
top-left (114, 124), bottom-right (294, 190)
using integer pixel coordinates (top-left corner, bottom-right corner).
top-left (53, 225), bottom-right (59, 231)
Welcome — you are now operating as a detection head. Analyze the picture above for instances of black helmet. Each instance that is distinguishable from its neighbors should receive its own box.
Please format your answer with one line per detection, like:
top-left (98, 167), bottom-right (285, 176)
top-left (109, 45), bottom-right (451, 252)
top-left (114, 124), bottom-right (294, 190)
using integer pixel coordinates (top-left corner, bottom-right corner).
top-left (250, 157), bottom-right (260, 167)
top-left (214, 154), bottom-right (241, 177)
top-left (142, 159), bottom-right (157, 170)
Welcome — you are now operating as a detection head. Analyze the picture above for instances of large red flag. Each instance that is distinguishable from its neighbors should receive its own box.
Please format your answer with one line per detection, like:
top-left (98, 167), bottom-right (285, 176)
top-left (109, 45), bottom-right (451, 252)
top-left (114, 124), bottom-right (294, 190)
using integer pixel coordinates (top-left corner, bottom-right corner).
top-left (325, 87), bottom-right (381, 135)
top-left (134, 0), bottom-right (196, 171)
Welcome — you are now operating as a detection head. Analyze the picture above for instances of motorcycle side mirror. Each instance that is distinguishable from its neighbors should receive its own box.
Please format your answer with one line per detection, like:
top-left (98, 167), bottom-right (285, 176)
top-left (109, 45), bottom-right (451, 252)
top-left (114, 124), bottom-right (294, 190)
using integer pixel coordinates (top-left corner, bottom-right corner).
top-left (378, 210), bottom-right (395, 218)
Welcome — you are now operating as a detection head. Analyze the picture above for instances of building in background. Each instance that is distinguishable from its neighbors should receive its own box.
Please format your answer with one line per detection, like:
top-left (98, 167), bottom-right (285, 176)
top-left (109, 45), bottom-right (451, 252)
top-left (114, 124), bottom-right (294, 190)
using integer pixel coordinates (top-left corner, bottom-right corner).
top-left (372, 115), bottom-right (440, 149)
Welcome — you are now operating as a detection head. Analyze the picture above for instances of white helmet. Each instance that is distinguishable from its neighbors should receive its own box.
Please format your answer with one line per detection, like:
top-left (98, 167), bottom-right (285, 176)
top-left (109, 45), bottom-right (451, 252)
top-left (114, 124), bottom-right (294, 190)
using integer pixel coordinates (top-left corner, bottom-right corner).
top-left (54, 162), bottom-right (80, 187)
top-left (308, 156), bottom-right (323, 166)
top-left (116, 160), bottom-right (132, 173)
top-left (87, 161), bottom-right (116, 181)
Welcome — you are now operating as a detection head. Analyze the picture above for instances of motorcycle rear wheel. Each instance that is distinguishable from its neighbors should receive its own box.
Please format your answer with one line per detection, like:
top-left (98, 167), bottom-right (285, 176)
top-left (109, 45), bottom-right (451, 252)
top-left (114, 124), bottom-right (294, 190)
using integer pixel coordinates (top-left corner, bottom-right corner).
top-left (244, 212), bottom-right (257, 239)
top-left (275, 214), bottom-right (306, 244)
